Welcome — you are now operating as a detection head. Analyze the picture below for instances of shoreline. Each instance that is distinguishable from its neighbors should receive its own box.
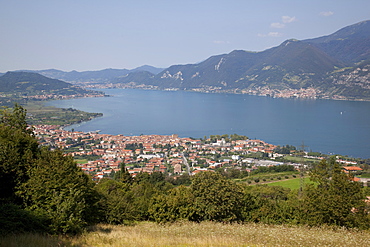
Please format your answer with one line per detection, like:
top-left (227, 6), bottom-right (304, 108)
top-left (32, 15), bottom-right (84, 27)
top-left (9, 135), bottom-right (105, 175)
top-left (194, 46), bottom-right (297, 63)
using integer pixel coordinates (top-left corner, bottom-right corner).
top-left (81, 85), bottom-right (370, 102)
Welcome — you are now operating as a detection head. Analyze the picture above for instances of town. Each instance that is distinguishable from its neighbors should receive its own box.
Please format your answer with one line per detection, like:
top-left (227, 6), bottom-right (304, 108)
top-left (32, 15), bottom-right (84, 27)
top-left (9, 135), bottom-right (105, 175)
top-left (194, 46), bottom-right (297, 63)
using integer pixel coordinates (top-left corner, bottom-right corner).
top-left (33, 125), bottom-right (364, 182)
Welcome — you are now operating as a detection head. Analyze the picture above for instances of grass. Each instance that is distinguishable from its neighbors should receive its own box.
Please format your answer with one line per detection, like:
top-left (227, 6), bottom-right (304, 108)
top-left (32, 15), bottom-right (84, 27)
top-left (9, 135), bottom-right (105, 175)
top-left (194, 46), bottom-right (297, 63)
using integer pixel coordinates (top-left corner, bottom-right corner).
top-left (360, 173), bottom-right (370, 178)
top-left (282, 155), bottom-right (317, 163)
top-left (24, 101), bottom-right (102, 126)
top-left (266, 177), bottom-right (315, 190)
top-left (239, 171), bottom-right (299, 181)
top-left (25, 101), bottom-right (60, 114)
top-left (237, 171), bottom-right (300, 185)
top-left (75, 159), bottom-right (88, 164)
top-left (1, 222), bottom-right (370, 247)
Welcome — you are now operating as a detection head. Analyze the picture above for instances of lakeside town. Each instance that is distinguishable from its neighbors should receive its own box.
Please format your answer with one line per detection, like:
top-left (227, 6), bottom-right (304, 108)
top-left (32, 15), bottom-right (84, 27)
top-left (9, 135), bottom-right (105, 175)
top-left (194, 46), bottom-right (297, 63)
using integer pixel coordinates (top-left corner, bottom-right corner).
top-left (33, 125), bottom-right (365, 182)
top-left (79, 81), bottom-right (349, 100)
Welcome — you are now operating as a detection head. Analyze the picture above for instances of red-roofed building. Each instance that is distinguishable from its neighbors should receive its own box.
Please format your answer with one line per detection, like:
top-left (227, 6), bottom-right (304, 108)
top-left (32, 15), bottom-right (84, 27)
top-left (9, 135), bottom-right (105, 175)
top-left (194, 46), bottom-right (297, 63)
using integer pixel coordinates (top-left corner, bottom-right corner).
top-left (343, 166), bottom-right (363, 173)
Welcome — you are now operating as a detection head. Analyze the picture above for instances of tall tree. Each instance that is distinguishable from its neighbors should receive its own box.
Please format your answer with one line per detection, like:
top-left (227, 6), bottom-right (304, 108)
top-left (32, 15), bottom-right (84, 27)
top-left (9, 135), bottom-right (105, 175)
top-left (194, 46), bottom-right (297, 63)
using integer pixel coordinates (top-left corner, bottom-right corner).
top-left (114, 162), bottom-right (132, 184)
top-left (301, 158), bottom-right (369, 228)
top-left (19, 149), bottom-right (100, 234)
top-left (149, 185), bottom-right (195, 223)
top-left (0, 105), bottom-right (39, 204)
top-left (191, 171), bottom-right (245, 222)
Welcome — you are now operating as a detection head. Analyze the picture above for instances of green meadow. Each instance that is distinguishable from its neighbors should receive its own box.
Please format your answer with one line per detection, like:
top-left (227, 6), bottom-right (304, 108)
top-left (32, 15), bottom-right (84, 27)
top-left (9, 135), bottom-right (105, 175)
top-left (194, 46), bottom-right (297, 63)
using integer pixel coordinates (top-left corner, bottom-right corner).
top-left (266, 177), bottom-right (314, 190)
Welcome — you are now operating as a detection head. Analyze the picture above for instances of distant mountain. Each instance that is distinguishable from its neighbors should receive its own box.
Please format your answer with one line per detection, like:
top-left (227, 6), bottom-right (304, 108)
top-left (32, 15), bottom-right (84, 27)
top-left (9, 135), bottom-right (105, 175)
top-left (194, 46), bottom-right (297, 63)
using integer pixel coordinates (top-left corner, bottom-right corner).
top-left (111, 20), bottom-right (370, 100)
top-left (130, 65), bottom-right (164, 75)
top-left (15, 65), bottom-right (164, 83)
top-left (304, 20), bottom-right (370, 64)
top-left (5, 21), bottom-right (370, 100)
top-left (0, 71), bottom-right (102, 96)
top-left (323, 60), bottom-right (370, 100)
top-left (110, 71), bottom-right (155, 85)
top-left (24, 68), bottom-right (131, 83)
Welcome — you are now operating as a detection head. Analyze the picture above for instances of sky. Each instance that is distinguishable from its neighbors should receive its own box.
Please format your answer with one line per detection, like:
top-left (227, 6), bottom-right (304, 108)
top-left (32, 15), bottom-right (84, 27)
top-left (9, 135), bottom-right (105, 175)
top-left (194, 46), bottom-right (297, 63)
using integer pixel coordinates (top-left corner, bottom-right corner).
top-left (1, 0), bottom-right (369, 72)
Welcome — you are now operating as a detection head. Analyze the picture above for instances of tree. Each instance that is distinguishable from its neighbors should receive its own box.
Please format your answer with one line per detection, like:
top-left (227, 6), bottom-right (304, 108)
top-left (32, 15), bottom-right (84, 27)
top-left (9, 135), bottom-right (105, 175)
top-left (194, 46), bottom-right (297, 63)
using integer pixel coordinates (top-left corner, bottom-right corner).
top-left (0, 105), bottom-right (40, 204)
top-left (0, 105), bottom-right (102, 234)
top-left (149, 185), bottom-right (195, 223)
top-left (19, 149), bottom-right (100, 234)
top-left (301, 158), bottom-right (370, 228)
top-left (246, 185), bottom-right (293, 224)
top-left (95, 178), bottom-right (134, 224)
top-left (114, 162), bottom-right (132, 184)
top-left (191, 171), bottom-right (245, 222)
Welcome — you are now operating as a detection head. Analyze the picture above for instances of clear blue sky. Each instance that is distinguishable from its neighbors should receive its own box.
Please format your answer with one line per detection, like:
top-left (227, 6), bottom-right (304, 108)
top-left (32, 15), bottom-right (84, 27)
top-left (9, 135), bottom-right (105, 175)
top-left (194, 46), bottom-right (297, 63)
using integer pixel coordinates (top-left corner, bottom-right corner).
top-left (1, 0), bottom-right (369, 72)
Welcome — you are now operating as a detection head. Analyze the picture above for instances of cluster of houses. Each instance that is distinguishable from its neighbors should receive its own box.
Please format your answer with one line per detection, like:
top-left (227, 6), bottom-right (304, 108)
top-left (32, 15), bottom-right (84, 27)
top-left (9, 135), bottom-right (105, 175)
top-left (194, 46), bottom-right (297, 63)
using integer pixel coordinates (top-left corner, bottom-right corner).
top-left (33, 125), bottom-right (366, 183)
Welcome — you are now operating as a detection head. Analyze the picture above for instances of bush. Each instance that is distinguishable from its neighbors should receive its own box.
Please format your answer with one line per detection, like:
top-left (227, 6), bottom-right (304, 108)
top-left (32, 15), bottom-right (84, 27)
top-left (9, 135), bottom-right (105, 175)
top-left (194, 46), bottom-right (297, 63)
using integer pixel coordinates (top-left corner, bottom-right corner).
top-left (0, 204), bottom-right (47, 236)
top-left (191, 172), bottom-right (245, 222)
top-left (19, 149), bottom-right (100, 234)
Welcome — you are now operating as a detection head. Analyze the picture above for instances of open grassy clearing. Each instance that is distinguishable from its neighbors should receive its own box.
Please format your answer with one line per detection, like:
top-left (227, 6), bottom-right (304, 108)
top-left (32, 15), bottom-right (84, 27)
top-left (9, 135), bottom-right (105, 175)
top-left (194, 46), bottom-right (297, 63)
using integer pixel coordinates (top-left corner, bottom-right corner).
top-left (237, 171), bottom-right (300, 185)
top-left (24, 101), bottom-right (102, 125)
top-left (265, 177), bottom-right (314, 190)
top-left (282, 155), bottom-right (318, 163)
top-left (74, 158), bottom-right (88, 164)
top-left (24, 101), bottom-right (61, 114)
top-left (1, 221), bottom-right (369, 247)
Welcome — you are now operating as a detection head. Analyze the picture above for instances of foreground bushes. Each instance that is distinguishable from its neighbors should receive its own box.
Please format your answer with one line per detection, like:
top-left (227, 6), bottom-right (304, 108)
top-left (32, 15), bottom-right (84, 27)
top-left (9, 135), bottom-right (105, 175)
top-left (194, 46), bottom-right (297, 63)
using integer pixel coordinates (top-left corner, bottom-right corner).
top-left (0, 106), bottom-right (99, 235)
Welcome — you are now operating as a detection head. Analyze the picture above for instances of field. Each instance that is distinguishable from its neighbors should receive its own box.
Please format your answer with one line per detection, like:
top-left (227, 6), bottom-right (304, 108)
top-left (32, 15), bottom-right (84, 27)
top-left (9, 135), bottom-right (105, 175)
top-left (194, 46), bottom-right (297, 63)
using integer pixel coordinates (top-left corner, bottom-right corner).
top-left (24, 101), bottom-right (102, 126)
top-left (266, 177), bottom-right (314, 190)
top-left (281, 155), bottom-right (320, 163)
top-left (74, 158), bottom-right (88, 164)
top-left (238, 171), bottom-right (299, 183)
top-left (1, 221), bottom-right (369, 247)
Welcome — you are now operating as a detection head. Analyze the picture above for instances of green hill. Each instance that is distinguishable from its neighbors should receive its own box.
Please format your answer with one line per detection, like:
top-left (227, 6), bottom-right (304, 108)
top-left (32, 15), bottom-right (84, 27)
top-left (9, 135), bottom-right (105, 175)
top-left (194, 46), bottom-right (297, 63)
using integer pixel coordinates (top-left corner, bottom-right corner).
top-left (0, 71), bottom-right (98, 96)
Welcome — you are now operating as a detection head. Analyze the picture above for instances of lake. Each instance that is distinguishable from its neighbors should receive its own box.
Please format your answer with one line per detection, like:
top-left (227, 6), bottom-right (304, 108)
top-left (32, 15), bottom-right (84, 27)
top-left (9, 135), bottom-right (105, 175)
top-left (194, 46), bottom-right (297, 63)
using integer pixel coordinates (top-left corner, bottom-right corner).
top-left (47, 89), bottom-right (370, 159)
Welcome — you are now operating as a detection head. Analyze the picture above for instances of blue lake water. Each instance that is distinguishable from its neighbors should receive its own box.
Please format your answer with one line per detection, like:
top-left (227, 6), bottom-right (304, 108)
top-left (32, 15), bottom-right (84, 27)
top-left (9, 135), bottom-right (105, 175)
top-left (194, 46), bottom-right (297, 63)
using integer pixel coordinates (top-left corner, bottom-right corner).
top-left (46, 89), bottom-right (370, 159)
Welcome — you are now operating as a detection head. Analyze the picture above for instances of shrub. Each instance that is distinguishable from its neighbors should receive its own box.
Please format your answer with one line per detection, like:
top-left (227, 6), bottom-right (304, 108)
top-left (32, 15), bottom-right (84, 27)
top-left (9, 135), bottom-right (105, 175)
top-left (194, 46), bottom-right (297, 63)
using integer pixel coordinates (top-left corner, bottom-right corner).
top-left (0, 204), bottom-right (47, 236)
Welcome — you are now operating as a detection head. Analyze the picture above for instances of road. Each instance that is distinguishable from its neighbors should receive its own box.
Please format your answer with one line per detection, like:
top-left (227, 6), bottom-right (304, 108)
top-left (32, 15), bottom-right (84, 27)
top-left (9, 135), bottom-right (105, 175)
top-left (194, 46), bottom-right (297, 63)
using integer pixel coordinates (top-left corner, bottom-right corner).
top-left (180, 152), bottom-right (191, 175)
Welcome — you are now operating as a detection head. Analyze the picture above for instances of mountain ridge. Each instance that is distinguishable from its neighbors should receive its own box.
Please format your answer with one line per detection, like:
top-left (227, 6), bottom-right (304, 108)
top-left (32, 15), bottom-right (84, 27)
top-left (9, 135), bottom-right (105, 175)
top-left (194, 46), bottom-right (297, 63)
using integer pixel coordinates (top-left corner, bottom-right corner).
top-left (0, 71), bottom-right (104, 97)
top-left (3, 20), bottom-right (370, 100)
top-left (124, 20), bottom-right (370, 100)
top-left (11, 65), bottom-right (163, 84)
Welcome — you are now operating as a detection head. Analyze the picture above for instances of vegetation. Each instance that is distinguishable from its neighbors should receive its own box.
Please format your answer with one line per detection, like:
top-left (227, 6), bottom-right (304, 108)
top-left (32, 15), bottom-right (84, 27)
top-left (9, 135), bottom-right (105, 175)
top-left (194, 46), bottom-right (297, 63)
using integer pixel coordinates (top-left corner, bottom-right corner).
top-left (205, 134), bottom-right (248, 143)
top-left (1, 222), bottom-right (370, 247)
top-left (0, 71), bottom-right (102, 96)
top-left (25, 101), bottom-right (102, 125)
top-left (0, 105), bottom-right (99, 235)
top-left (1, 105), bottom-right (370, 242)
top-left (266, 177), bottom-right (314, 190)
top-left (0, 71), bottom-right (104, 126)
top-left (273, 144), bottom-right (296, 154)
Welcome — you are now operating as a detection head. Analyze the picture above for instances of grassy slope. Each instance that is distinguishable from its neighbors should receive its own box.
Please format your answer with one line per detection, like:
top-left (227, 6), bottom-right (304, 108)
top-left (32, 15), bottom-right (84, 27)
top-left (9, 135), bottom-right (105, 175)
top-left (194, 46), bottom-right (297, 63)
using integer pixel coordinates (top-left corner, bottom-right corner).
top-left (265, 177), bottom-right (314, 190)
top-left (237, 171), bottom-right (299, 184)
top-left (24, 101), bottom-right (102, 126)
top-left (1, 222), bottom-right (369, 247)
